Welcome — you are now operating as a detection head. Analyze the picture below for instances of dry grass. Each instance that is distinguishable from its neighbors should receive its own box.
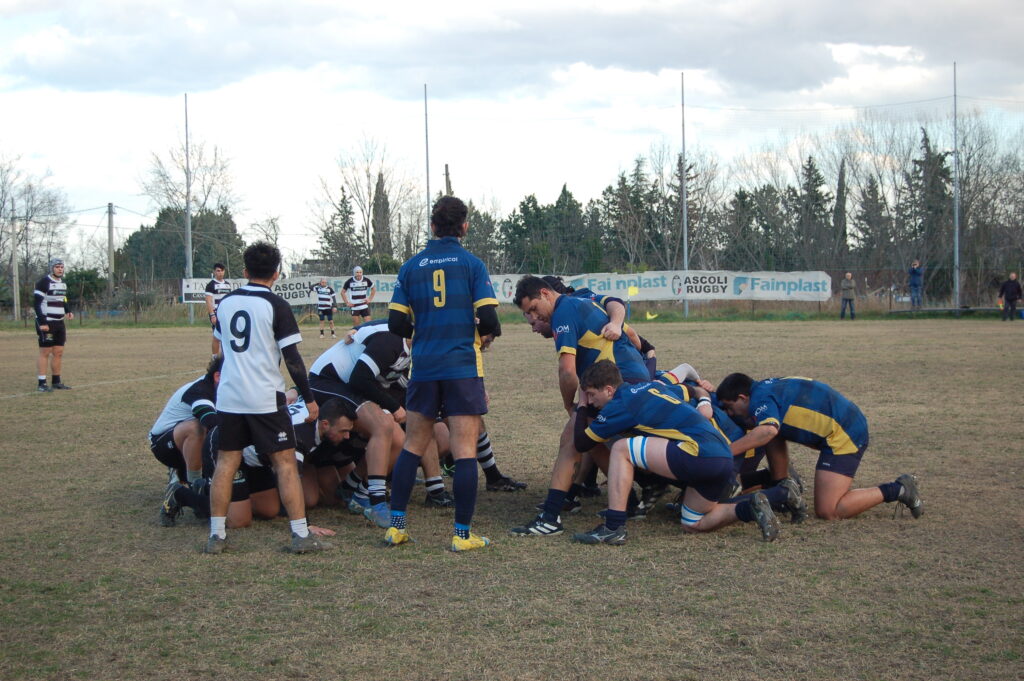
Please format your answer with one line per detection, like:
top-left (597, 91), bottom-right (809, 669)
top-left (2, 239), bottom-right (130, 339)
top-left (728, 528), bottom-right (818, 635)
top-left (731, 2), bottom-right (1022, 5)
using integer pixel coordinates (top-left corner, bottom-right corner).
top-left (0, 318), bottom-right (1021, 681)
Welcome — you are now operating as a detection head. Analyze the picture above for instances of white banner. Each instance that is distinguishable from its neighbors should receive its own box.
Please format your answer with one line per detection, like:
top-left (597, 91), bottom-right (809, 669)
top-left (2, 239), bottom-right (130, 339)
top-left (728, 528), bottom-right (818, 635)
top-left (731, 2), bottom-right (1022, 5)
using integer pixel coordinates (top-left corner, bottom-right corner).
top-left (183, 270), bottom-right (831, 306)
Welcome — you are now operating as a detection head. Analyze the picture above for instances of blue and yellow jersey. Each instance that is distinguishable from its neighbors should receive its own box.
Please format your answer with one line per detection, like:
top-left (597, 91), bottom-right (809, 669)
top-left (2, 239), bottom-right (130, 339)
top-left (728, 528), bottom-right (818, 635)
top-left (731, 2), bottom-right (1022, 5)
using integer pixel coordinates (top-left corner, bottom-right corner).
top-left (551, 295), bottom-right (648, 383)
top-left (748, 377), bottom-right (868, 454)
top-left (584, 382), bottom-right (732, 459)
top-left (389, 237), bottom-right (498, 381)
top-left (656, 372), bottom-right (758, 459)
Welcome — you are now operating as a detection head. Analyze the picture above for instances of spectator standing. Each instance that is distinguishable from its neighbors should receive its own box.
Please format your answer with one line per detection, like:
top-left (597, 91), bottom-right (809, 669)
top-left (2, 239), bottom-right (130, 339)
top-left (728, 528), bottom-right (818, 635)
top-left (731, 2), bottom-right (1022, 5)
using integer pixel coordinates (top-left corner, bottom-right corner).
top-left (839, 272), bottom-right (856, 320)
top-left (998, 272), bottom-right (1022, 321)
top-left (908, 260), bottom-right (924, 310)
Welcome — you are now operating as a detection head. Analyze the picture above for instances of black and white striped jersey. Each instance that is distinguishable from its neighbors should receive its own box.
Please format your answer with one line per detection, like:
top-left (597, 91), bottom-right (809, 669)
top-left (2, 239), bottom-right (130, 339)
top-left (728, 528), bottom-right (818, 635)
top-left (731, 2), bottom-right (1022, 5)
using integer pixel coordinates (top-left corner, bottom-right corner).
top-left (342, 276), bottom-right (374, 311)
top-left (204, 278), bottom-right (232, 309)
top-left (310, 320), bottom-right (408, 387)
top-left (310, 284), bottom-right (336, 310)
top-left (213, 284), bottom-right (303, 414)
top-left (34, 275), bottom-right (68, 322)
top-left (149, 375), bottom-right (217, 437)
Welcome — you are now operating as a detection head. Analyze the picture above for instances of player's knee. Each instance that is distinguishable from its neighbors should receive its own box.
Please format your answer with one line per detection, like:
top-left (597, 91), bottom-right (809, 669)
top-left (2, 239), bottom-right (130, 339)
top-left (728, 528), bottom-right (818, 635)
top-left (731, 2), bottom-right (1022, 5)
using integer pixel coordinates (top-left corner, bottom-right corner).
top-left (679, 504), bottom-right (710, 533)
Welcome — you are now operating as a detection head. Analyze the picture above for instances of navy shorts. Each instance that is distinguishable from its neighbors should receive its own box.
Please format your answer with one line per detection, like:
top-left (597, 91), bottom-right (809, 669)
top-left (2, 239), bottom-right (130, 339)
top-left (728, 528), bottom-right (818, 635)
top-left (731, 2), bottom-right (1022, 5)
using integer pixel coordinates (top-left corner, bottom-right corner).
top-left (816, 441), bottom-right (867, 478)
top-left (202, 427), bottom-right (249, 502)
top-left (36, 320), bottom-right (66, 347)
top-left (318, 309), bottom-right (334, 321)
top-left (217, 407), bottom-right (296, 456)
top-left (309, 373), bottom-right (368, 411)
top-left (406, 377), bottom-right (487, 418)
top-left (351, 308), bottom-right (371, 318)
top-left (663, 441), bottom-right (735, 503)
top-left (733, 446), bottom-right (768, 476)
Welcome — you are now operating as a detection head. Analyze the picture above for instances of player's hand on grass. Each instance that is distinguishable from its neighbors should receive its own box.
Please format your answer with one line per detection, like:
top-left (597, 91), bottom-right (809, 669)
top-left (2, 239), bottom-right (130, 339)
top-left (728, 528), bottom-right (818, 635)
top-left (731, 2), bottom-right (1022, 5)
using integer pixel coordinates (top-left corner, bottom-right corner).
top-left (305, 400), bottom-right (319, 423)
top-left (308, 525), bottom-right (336, 537)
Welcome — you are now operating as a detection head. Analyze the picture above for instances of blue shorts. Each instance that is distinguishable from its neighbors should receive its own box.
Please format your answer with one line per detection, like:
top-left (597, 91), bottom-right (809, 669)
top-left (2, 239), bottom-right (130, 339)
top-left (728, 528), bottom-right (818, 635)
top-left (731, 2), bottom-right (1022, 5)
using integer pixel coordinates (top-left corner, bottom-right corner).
top-left (406, 377), bottom-right (487, 418)
top-left (318, 309), bottom-right (334, 321)
top-left (663, 441), bottom-right (734, 503)
top-left (816, 441), bottom-right (867, 478)
top-left (734, 446), bottom-right (768, 475)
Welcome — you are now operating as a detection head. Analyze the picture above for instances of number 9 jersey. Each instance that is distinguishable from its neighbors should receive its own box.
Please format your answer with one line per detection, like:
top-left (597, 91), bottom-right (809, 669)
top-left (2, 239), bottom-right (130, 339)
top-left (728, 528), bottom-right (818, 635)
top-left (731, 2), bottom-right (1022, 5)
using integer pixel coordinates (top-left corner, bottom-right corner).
top-left (213, 284), bottom-right (303, 414)
top-left (388, 236), bottom-right (497, 381)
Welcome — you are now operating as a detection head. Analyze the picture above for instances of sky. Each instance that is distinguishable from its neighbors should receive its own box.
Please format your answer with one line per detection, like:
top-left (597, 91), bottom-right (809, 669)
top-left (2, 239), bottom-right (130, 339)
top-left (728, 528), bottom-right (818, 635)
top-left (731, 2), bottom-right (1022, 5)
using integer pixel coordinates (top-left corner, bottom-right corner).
top-left (1, 0), bottom-right (1022, 268)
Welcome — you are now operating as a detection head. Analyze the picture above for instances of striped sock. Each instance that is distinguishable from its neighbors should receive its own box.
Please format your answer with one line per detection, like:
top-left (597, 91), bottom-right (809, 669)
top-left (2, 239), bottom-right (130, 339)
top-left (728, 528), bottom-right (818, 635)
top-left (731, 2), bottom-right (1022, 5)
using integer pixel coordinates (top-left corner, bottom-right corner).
top-left (368, 475), bottom-right (387, 505)
top-left (424, 476), bottom-right (445, 496)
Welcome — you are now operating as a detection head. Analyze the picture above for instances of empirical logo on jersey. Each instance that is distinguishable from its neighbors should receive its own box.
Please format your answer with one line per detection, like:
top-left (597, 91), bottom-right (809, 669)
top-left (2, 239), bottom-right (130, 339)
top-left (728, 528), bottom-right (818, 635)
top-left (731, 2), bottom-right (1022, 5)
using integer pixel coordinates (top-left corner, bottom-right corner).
top-left (595, 414), bottom-right (606, 423)
top-left (418, 257), bottom-right (459, 267)
top-left (629, 385), bottom-right (645, 394)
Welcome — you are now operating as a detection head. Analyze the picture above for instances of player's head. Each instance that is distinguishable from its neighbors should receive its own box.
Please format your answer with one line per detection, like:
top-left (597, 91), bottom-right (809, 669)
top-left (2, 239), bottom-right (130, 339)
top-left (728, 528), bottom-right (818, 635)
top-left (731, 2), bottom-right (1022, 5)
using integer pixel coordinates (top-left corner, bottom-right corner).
top-left (430, 196), bottom-right (468, 238)
top-left (541, 275), bottom-right (574, 294)
top-left (513, 275), bottom-right (559, 325)
top-left (353, 266), bottom-right (363, 278)
top-left (49, 257), bottom-right (65, 276)
top-left (205, 354), bottom-right (224, 382)
top-left (715, 372), bottom-right (755, 424)
top-left (911, 260), bottom-right (919, 267)
top-left (319, 277), bottom-right (328, 286)
top-left (580, 360), bottom-right (623, 408)
top-left (243, 242), bottom-right (281, 280)
top-left (213, 263), bottom-right (226, 278)
top-left (845, 272), bottom-right (853, 279)
top-left (1011, 272), bottom-right (1018, 281)
top-left (318, 398), bottom-right (357, 444)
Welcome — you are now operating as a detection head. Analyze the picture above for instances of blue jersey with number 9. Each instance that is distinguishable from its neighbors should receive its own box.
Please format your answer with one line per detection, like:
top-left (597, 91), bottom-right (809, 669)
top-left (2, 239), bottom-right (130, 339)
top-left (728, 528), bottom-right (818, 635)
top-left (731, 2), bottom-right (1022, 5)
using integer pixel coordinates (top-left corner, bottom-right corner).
top-left (389, 237), bottom-right (497, 381)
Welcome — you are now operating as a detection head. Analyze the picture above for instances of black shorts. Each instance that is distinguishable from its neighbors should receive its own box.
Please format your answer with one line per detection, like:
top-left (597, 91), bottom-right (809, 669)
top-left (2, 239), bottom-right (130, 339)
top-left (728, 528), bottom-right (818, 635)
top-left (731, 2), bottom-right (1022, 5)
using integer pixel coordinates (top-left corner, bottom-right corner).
top-left (309, 373), bottom-right (369, 412)
top-left (36, 319), bottom-right (66, 347)
top-left (240, 461), bottom-right (277, 496)
top-left (202, 426), bottom-right (249, 502)
top-left (406, 377), bottom-right (487, 418)
top-left (318, 309), bottom-right (334, 321)
top-left (351, 307), bottom-right (371, 318)
top-left (150, 428), bottom-right (186, 478)
top-left (217, 408), bottom-right (296, 456)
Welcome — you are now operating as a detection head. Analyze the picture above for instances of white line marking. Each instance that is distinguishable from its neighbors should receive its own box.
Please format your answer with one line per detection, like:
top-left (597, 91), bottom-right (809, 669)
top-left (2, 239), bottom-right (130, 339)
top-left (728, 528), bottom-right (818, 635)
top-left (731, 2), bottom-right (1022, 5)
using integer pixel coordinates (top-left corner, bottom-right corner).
top-left (2, 370), bottom-right (200, 400)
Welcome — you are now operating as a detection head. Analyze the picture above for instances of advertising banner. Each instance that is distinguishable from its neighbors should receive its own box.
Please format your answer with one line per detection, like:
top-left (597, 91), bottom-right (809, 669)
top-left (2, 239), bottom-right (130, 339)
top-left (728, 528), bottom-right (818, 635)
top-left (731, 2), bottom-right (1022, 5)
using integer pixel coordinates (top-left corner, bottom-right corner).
top-left (184, 270), bottom-right (831, 306)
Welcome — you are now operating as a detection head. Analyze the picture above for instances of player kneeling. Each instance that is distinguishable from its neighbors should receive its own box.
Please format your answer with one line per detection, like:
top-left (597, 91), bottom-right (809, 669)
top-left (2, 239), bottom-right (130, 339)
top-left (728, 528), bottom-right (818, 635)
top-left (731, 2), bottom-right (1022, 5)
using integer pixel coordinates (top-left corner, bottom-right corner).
top-left (571, 361), bottom-right (781, 545)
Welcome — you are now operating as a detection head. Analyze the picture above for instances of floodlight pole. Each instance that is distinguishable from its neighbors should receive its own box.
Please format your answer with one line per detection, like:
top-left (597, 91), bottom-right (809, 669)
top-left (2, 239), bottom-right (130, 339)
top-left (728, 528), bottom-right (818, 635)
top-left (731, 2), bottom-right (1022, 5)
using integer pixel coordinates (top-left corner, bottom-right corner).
top-left (184, 93), bottom-right (195, 325)
top-left (952, 63), bottom-right (961, 312)
top-left (681, 72), bottom-right (690, 318)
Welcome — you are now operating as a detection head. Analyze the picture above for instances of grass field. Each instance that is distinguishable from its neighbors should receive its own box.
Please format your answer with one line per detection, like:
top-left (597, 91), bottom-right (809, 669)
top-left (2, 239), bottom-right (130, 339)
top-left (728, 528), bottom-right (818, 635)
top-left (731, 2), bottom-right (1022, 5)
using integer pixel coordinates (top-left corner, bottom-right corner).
top-left (1, 318), bottom-right (1021, 681)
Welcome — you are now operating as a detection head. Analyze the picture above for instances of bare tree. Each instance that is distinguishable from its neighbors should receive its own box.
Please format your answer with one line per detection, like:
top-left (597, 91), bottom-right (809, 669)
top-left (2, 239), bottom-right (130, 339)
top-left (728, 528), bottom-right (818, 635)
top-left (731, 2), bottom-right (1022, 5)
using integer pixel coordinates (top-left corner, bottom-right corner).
top-left (141, 140), bottom-right (236, 213)
top-left (248, 215), bottom-right (281, 246)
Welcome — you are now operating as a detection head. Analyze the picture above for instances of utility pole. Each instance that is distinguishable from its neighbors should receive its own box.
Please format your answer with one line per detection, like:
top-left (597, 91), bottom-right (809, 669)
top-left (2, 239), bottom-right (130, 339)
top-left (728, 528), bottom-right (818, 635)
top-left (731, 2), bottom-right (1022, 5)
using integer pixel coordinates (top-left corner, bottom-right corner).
top-left (680, 71), bottom-right (690, 319)
top-left (444, 164), bottom-right (452, 196)
top-left (10, 197), bottom-right (19, 321)
top-left (184, 93), bottom-right (194, 324)
top-left (424, 84), bottom-right (431, 218)
top-left (952, 62), bottom-right (961, 312)
top-left (107, 202), bottom-right (115, 301)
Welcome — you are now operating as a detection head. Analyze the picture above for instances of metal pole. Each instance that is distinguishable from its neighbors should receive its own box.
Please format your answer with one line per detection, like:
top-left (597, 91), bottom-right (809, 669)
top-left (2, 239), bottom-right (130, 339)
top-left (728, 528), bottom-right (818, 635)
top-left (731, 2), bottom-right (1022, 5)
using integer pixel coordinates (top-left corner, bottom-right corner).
top-left (952, 63), bottom-right (961, 311)
top-left (424, 84), bottom-right (431, 224)
top-left (184, 93), bottom-right (194, 324)
top-left (107, 202), bottom-right (115, 301)
top-left (10, 197), bottom-right (19, 321)
top-left (681, 72), bottom-right (689, 318)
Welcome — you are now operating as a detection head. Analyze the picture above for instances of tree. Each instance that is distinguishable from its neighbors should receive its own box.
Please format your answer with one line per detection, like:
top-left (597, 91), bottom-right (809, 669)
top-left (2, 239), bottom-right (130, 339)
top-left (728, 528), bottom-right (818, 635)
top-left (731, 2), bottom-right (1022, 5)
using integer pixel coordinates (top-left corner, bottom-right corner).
top-left (312, 186), bottom-right (365, 273)
top-left (141, 140), bottom-right (236, 213)
top-left (116, 207), bottom-right (245, 281)
top-left (370, 172), bottom-right (393, 258)
top-left (249, 215), bottom-right (281, 246)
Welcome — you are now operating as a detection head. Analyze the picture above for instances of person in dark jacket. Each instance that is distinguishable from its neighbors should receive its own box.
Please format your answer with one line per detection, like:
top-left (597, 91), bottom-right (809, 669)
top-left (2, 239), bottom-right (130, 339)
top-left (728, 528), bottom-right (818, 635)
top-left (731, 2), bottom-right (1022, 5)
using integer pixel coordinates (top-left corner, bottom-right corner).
top-left (998, 272), bottom-right (1022, 321)
top-left (908, 260), bottom-right (924, 310)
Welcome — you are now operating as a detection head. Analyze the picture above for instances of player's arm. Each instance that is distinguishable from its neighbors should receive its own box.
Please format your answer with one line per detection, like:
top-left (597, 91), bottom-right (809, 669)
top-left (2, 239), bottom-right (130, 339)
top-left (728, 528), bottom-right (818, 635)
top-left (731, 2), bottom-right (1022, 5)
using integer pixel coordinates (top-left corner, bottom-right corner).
top-left (624, 325), bottom-right (643, 352)
top-left (281, 344), bottom-right (316, 422)
top-left (729, 423), bottom-right (779, 456)
top-left (476, 303), bottom-right (499, 337)
top-left (558, 352), bottom-right (579, 414)
top-left (599, 297), bottom-right (626, 340)
top-left (204, 283), bottom-right (217, 318)
top-left (340, 281), bottom-right (352, 307)
top-left (348, 360), bottom-right (403, 414)
top-left (366, 279), bottom-right (376, 303)
top-left (388, 308), bottom-right (413, 338)
top-left (33, 284), bottom-right (48, 329)
top-left (184, 382), bottom-right (221, 429)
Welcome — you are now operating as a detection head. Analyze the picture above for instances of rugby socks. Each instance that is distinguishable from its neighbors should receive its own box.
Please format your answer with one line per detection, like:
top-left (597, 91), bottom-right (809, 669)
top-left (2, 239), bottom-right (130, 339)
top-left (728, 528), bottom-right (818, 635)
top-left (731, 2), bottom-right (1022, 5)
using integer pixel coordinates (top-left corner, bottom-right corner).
top-left (603, 509), bottom-right (628, 532)
top-left (367, 475), bottom-right (387, 506)
top-left (340, 471), bottom-right (362, 494)
top-left (424, 476), bottom-right (445, 496)
top-left (452, 458), bottom-right (478, 531)
top-left (567, 483), bottom-right (584, 501)
top-left (391, 510), bottom-right (407, 530)
top-left (290, 518), bottom-right (310, 538)
top-left (725, 486), bottom-right (789, 512)
top-left (175, 485), bottom-right (210, 518)
top-left (734, 500), bottom-right (756, 523)
top-left (37, 375), bottom-right (46, 387)
top-left (582, 464), bottom-right (599, 489)
top-left (210, 516), bottom-right (227, 539)
top-left (878, 481), bottom-right (902, 503)
top-left (476, 432), bottom-right (504, 483)
top-left (388, 449), bottom-right (420, 525)
top-left (187, 470), bottom-right (204, 485)
top-left (51, 374), bottom-right (61, 386)
top-left (541, 489), bottom-right (568, 523)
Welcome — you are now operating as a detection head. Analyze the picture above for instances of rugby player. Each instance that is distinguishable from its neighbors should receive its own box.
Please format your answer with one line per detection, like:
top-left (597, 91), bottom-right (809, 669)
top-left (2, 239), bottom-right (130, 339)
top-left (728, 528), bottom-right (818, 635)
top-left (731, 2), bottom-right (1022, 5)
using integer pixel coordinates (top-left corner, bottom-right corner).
top-left (310, 277), bottom-right (338, 339)
top-left (384, 196), bottom-right (499, 551)
top-left (342, 266), bottom-right (375, 325)
top-left (571, 361), bottom-right (783, 545)
top-left (149, 356), bottom-right (222, 525)
top-left (204, 242), bottom-right (326, 555)
top-left (34, 257), bottom-right (73, 391)
top-left (204, 263), bottom-right (232, 358)
top-left (510, 275), bottom-right (648, 537)
top-left (716, 373), bottom-right (923, 521)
